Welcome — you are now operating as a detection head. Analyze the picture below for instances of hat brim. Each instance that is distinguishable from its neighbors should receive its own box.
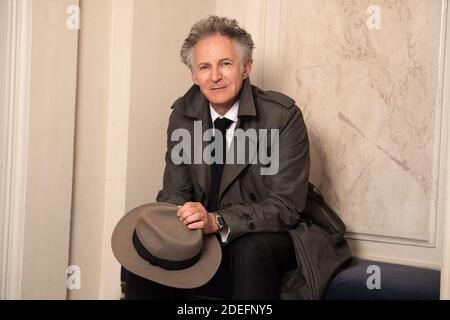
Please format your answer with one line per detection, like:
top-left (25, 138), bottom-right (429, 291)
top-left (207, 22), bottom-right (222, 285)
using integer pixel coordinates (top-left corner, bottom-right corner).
top-left (111, 202), bottom-right (222, 289)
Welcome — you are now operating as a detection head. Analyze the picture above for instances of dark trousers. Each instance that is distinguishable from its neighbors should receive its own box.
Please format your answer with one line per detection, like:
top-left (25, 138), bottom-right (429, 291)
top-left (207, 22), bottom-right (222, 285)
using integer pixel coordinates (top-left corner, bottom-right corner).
top-left (124, 232), bottom-right (297, 300)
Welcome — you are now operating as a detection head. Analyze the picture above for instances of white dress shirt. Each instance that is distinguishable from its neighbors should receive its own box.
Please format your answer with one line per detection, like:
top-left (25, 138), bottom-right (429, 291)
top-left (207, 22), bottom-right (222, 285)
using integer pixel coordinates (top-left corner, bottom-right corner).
top-left (209, 100), bottom-right (239, 243)
top-left (209, 100), bottom-right (239, 150)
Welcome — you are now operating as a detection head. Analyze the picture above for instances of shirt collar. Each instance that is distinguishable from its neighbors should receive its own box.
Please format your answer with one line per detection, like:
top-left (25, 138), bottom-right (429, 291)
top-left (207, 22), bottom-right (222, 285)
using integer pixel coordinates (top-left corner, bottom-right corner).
top-left (209, 100), bottom-right (239, 124)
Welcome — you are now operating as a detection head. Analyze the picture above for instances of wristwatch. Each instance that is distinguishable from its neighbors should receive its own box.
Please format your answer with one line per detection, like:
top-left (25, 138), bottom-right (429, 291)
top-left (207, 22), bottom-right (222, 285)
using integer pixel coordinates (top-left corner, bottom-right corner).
top-left (215, 213), bottom-right (227, 231)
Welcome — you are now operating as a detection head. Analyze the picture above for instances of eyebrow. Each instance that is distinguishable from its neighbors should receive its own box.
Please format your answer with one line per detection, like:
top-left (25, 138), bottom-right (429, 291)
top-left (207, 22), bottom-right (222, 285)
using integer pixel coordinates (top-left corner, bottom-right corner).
top-left (197, 58), bottom-right (234, 66)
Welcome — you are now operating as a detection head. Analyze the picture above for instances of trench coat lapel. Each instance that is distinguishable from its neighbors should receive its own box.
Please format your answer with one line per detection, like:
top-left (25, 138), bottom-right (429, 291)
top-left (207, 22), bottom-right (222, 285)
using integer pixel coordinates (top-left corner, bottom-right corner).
top-left (194, 107), bottom-right (212, 197)
top-left (178, 84), bottom-right (211, 196)
top-left (219, 78), bottom-right (257, 199)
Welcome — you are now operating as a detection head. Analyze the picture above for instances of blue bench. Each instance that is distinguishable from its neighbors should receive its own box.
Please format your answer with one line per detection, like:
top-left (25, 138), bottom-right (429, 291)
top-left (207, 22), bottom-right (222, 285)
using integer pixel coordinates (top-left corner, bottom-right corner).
top-left (323, 257), bottom-right (440, 300)
top-left (121, 258), bottom-right (441, 299)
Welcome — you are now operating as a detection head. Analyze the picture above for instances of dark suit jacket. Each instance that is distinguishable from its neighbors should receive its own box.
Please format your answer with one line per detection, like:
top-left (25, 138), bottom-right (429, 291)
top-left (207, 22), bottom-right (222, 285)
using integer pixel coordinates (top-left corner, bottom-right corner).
top-left (157, 78), bottom-right (351, 299)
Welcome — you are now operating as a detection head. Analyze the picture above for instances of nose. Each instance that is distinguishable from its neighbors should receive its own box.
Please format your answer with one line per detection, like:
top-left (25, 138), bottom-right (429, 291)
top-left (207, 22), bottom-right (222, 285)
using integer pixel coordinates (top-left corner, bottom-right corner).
top-left (211, 66), bottom-right (222, 82)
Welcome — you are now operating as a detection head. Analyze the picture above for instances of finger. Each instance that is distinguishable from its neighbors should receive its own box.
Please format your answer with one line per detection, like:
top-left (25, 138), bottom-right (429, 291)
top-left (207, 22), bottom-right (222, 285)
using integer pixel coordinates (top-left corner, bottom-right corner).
top-left (179, 207), bottom-right (199, 221)
top-left (186, 221), bottom-right (205, 230)
top-left (183, 212), bottom-right (205, 225)
top-left (177, 204), bottom-right (192, 217)
top-left (177, 202), bottom-right (198, 216)
top-left (183, 211), bottom-right (205, 224)
top-left (176, 205), bottom-right (185, 217)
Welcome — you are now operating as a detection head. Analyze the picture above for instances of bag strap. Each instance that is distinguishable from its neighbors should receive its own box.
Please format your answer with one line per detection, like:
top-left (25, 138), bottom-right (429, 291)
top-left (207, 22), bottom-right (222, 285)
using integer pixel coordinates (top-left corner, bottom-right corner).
top-left (306, 182), bottom-right (347, 243)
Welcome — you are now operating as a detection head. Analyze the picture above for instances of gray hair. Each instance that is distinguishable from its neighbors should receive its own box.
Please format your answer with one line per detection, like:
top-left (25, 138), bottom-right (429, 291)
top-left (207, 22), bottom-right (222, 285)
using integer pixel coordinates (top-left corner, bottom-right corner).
top-left (180, 16), bottom-right (254, 70)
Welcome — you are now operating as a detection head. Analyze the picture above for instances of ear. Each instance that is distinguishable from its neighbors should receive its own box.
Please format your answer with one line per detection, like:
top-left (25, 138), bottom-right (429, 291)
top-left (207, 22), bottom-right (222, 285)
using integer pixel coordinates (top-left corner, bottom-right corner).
top-left (191, 70), bottom-right (199, 86)
top-left (242, 60), bottom-right (253, 79)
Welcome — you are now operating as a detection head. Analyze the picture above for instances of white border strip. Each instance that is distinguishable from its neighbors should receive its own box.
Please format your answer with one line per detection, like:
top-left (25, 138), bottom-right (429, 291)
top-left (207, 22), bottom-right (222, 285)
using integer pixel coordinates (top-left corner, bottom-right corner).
top-left (0, 0), bottom-right (32, 300)
top-left (440, 0), bottom-right (450, 300)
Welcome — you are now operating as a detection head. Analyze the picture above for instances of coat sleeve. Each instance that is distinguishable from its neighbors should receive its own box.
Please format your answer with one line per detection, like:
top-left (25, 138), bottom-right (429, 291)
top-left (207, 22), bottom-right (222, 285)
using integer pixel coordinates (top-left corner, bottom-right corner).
top-left (218, 106), bottom-right (310, 243)
top-left (156, 109), bottom-right (194, 205)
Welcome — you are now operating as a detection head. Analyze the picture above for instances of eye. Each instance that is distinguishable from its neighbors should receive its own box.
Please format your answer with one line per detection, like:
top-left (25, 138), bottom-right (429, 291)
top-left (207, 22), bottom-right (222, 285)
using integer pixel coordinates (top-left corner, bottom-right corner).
top-left (199, 65), bottom-right (209, 71)
top-left (222, 61), bottom-right (232, 66)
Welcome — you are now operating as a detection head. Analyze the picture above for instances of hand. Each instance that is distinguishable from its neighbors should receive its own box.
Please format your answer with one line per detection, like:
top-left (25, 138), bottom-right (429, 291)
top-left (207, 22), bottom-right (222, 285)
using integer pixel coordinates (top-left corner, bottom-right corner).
top-left (177, 202), bottom-right (218, 234)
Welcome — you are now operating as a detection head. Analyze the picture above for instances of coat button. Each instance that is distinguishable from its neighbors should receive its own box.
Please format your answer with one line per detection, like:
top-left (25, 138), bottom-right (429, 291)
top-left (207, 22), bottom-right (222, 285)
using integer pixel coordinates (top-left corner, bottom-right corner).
top-left (250, 193), bottom-right (257, 201)
top-left (248, 222), bottom-right (255, 230)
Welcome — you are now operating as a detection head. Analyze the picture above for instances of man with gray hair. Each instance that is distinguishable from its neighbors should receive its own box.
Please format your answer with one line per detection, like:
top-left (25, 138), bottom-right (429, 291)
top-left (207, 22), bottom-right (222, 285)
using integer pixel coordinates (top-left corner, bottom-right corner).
top-left (125, 16), bottom-right (311, 300)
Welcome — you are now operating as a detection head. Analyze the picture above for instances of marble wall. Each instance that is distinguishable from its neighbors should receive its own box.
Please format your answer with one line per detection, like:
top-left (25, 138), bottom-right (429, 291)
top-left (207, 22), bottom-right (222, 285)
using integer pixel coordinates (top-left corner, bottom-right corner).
top-left (277, 0), bottom-right (444, 243)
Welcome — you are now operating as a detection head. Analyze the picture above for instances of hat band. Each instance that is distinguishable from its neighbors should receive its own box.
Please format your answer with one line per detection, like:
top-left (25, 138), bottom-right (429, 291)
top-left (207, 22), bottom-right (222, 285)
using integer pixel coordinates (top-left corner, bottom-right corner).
top-left (132, 230), bottom-right (201, 271)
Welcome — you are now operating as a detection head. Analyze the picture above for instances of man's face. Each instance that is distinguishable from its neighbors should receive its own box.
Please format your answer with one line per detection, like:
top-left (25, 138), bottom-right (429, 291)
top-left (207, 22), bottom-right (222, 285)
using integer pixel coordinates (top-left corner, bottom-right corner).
top-left (191, 34), bottom-right (252, 111)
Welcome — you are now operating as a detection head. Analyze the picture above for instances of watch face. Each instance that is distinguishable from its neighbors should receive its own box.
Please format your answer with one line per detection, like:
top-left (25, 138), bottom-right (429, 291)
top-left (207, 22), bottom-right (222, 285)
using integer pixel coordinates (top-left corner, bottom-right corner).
top-left (217, 215), bottom-right (226, 228)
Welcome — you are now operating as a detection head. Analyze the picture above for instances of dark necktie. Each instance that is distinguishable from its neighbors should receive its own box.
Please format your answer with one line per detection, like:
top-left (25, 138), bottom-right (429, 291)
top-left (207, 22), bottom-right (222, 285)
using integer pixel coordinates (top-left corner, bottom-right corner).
top-left (207, 117), bottom-right (233, 212)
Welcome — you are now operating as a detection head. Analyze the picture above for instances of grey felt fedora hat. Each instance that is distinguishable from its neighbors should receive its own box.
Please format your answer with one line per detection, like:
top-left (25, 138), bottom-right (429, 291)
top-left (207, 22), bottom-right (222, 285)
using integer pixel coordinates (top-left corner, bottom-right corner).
top-left (111, 202), bottom-right (221, 289)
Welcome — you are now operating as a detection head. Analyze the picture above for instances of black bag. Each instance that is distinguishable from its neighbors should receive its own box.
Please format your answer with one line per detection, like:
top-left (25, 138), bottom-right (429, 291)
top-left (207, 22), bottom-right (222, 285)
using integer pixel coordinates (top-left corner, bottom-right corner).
top-left (301, 183), bottom-right (347, 244)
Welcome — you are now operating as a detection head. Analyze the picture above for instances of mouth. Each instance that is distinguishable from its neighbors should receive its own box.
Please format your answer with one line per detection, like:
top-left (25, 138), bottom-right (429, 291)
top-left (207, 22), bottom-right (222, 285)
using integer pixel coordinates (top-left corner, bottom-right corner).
top-left (210, 86), bottom-right (227, 91)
